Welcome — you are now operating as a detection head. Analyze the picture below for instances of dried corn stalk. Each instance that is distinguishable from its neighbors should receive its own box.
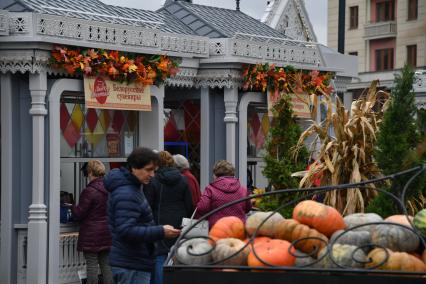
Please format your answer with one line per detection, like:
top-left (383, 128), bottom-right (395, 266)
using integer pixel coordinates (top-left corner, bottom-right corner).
top-left (293, 80), bottom-right (390, 215)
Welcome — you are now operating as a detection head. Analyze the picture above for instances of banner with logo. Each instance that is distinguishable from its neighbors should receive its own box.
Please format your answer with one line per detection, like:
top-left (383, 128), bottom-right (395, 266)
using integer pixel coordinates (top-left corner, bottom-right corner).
top-left (291, 93), bottom-right (311, 119)
top-left (267, 90), bottom-right (311, 119)
top-left (84, 76), bottom-right (151, 111)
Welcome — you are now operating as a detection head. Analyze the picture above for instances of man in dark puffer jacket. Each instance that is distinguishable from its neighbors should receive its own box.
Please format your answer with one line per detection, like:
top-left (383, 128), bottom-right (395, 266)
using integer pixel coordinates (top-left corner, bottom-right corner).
top-left (104, 147), bottom-right (181, 284)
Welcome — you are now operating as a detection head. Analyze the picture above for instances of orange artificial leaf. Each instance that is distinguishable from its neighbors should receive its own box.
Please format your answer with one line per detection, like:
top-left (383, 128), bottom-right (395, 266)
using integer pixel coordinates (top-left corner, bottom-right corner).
top-left (87, 49), bottom-right (98, 59)
top-left (108, 65), bottom-right (119, 76)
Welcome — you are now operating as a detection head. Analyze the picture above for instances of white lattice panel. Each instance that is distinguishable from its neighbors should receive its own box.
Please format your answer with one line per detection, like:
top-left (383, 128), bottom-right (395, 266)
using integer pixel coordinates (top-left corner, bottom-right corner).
top-left (32, 14), bottom-right (209, 57)
top-left (229, 38), bottom-right (321, 66)
top-left (0, 10), bottom-right (9, 36)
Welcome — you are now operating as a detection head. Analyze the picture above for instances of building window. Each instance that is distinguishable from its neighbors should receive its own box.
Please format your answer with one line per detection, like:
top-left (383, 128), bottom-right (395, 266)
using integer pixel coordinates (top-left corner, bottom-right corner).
top-left (60, 93), bottom-right (139, 158)
top-left (375, 48), bottom-right (394, 71)
top-left (349, 6), bottom-right (358, 29)
top-left (408, 0), bottom-right (418, 20)
top-left (376, 0), bottom-right (395, 22)
top-left (407, 45), bottom-right (417, 67)
top-left (349, 51), bottom-right (358, 56)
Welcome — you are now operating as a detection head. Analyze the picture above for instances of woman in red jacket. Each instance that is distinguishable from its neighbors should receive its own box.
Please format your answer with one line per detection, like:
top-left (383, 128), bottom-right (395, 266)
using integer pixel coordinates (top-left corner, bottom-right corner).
top-left (196, 160), bottom-right (252, 227)
top-left (72, 160), bottom-right (113, 284)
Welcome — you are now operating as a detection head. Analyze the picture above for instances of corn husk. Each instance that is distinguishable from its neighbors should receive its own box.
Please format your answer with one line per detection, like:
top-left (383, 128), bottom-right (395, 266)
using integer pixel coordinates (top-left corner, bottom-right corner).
top-left (293, 81), bottom-right (389, 215)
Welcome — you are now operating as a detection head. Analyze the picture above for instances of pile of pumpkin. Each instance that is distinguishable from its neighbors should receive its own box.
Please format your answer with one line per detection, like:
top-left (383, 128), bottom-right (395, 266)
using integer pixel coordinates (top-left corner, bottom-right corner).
top-left (174, 200), bottom-right (426, 272)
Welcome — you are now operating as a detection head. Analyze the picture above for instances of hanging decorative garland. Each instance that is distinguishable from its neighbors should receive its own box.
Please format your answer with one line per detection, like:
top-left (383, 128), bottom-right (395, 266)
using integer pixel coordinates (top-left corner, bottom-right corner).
top-left (50, 45), bottom-right (179, 87)
top-left (242, 63), bottom-right (334, 95)
top-left (242, 63), bottom-right (334, 118)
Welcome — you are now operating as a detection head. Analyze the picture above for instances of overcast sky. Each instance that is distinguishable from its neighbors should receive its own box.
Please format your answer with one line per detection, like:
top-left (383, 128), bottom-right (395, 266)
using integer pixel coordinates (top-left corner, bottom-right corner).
top-left (100, 0), bottom-right (327, 44)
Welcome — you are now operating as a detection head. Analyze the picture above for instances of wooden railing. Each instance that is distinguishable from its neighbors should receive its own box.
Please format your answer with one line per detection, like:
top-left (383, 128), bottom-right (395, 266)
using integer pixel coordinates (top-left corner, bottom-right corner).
top-left (59, 233), bottom-right (86, 284)
top-left (16, 226), bottom-right (85, 284)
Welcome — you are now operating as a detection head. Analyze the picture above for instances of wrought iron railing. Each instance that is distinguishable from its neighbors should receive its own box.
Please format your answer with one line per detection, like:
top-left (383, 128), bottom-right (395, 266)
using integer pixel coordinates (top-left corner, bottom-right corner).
top-left (165, 164), bottom-right (426, 278)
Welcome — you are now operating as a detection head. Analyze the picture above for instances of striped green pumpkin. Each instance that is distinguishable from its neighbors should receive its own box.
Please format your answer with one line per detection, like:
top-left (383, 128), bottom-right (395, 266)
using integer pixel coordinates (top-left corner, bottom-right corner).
top-left (413, 209), bottom-right (426, 235)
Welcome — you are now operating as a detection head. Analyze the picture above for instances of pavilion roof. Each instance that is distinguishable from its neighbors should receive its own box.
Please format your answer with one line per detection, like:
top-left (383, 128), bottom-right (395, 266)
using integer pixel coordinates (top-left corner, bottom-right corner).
top-left (5, 0), bottom-right (289, 39)
top-left (159, 1), bottom-right (288, 39)
top-left (4, 0), bottom-right (193, 34)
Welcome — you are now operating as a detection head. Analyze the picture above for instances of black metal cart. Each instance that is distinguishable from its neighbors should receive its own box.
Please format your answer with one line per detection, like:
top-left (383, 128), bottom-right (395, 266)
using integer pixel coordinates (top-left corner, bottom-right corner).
top-left (164, 266), bottom-right (426, 284)
top-left (164, 165), bottom-right (426, 283)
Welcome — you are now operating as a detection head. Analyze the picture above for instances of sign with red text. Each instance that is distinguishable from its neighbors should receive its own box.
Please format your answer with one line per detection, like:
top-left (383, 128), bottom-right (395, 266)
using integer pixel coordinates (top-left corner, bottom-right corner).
top-left (267, 90), bottom-right (311, 119)
top-left (291, 93), bottom-right (311, 119)
top-left (84, 76), bottom-right (151, 111)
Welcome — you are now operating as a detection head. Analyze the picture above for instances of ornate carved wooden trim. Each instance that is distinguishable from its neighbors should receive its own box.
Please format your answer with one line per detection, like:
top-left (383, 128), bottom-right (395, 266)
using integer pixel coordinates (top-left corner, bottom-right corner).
top-left (414, 73), bottom-right (426, 93)
top-left (0, 50), bottom-right (50, 74)
top-left (196, 69), bottom-right (242, 89)
top-left (209, 36), bottom-right (322, 67)
top-left (333, 76), bottom-right (352, 93)
top-left (1, 12), bottom-right (209, 58)
top-left (165, 67), bottom-right (198, 88)
top-left (0, 10), bottom-right (9, 36)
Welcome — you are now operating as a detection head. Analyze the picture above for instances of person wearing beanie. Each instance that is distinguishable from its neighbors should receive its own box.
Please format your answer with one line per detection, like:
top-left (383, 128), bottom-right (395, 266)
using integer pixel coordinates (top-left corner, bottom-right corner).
top-left (173, 154), bottom-right (201, 207)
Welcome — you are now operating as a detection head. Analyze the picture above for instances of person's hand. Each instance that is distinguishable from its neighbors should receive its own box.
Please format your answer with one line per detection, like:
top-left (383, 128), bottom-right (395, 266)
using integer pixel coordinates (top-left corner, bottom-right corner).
top-left (163, 225), bottom-right (181, 239)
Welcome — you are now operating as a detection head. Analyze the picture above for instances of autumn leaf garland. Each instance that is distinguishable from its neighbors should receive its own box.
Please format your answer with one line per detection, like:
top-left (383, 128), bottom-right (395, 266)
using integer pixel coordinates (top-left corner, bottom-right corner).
top-left (51, 47), bottom-right (331, 95)
top-left (242, 63), bottom-right (334, 96)
top-left (51, 45), bottom-right (179, 87)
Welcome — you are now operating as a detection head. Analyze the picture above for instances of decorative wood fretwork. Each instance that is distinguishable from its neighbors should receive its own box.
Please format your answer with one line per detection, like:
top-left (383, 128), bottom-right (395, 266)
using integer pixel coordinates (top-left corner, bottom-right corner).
top-left (0, 50), bottom-right (50, 74)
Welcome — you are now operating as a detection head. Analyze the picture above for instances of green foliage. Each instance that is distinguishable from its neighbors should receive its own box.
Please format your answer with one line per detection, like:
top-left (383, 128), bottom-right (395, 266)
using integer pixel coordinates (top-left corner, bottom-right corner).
top-left (259, 94), bottom-right (309, 217)
top-left (367, 65), bottom-right (425, 216)
top-left (366, 192), bottom-right (399, 218)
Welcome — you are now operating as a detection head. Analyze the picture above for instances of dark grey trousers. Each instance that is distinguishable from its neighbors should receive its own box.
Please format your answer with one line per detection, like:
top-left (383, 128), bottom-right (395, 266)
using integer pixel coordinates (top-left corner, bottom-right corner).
top-left (84, 251), bottom-right (113, 284)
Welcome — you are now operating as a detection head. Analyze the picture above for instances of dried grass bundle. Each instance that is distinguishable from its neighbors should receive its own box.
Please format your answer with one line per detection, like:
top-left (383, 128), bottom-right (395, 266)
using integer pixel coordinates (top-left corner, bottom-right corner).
top-left (293, 81), bottom-right (390, 214)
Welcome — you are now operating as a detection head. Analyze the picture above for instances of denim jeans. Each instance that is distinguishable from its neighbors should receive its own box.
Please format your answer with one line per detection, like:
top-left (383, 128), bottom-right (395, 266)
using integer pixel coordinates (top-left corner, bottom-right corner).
top-left (111, 267), bottom-right (151, 284)
top-left (150, 255), bottom-right (167, 284)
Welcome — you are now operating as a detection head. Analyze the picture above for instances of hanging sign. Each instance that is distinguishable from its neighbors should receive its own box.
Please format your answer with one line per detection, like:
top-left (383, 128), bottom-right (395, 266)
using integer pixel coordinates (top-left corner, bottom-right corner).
top-left (84, 76), bottom-right (151, 111)
top-left (267, 90), bottom-right (311, 119)
top-left (267, 89), bottom-right (280, 117)
top-left (291, 93), bottom-right (311, 119)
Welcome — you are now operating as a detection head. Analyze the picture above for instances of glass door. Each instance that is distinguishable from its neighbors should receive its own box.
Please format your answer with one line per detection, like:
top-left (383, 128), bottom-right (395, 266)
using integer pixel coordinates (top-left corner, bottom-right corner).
top-left (59, 92), bottom-right (139, 220)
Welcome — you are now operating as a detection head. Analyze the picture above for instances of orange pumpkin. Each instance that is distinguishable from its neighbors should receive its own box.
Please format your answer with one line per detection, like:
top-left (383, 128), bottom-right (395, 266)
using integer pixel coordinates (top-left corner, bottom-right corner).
top-left (209, 216), bottom-right (245, 242)
top-left (244, 236), bottom-right (272, 246)
top-left (247, 239), bottom-right (296, 267)
top-left (422, 249), bottom-right (426, 263)
top-left (410, 252), bottom-right (422, 260)
top-left (292, 200), bottom-right (346, 237)
top-left (367, 248), bottom-right (426, 272)
top-left (385, 215), bottom-right (414, 227)
top-left (274, 219), bottom-right (328, 255)
top-left (245, 237), bottom-right (273, 252)
top-left (252, 236), bottom-right (272, 246)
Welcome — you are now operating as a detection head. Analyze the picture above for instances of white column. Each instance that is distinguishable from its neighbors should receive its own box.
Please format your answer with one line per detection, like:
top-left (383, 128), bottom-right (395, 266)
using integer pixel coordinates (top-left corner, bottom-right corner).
top-left (48, 79), bottom-right (83, 284)
top-left (139, 85), bottom-right (164, 151)
top-left (27, 71), bottom-right (48, 284)
top-left (1, 73), bottom-right (13, 284)
top-left (238, 92), bottom-right (265, 187)
top-left (313, 95), bottom-right (323, 159)
top-left (200, 87), bottom-right (211, 190)
top-left (224, 87), bottom-right (238, 166)
top-left (343, 91), bottom-right (353, 114)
